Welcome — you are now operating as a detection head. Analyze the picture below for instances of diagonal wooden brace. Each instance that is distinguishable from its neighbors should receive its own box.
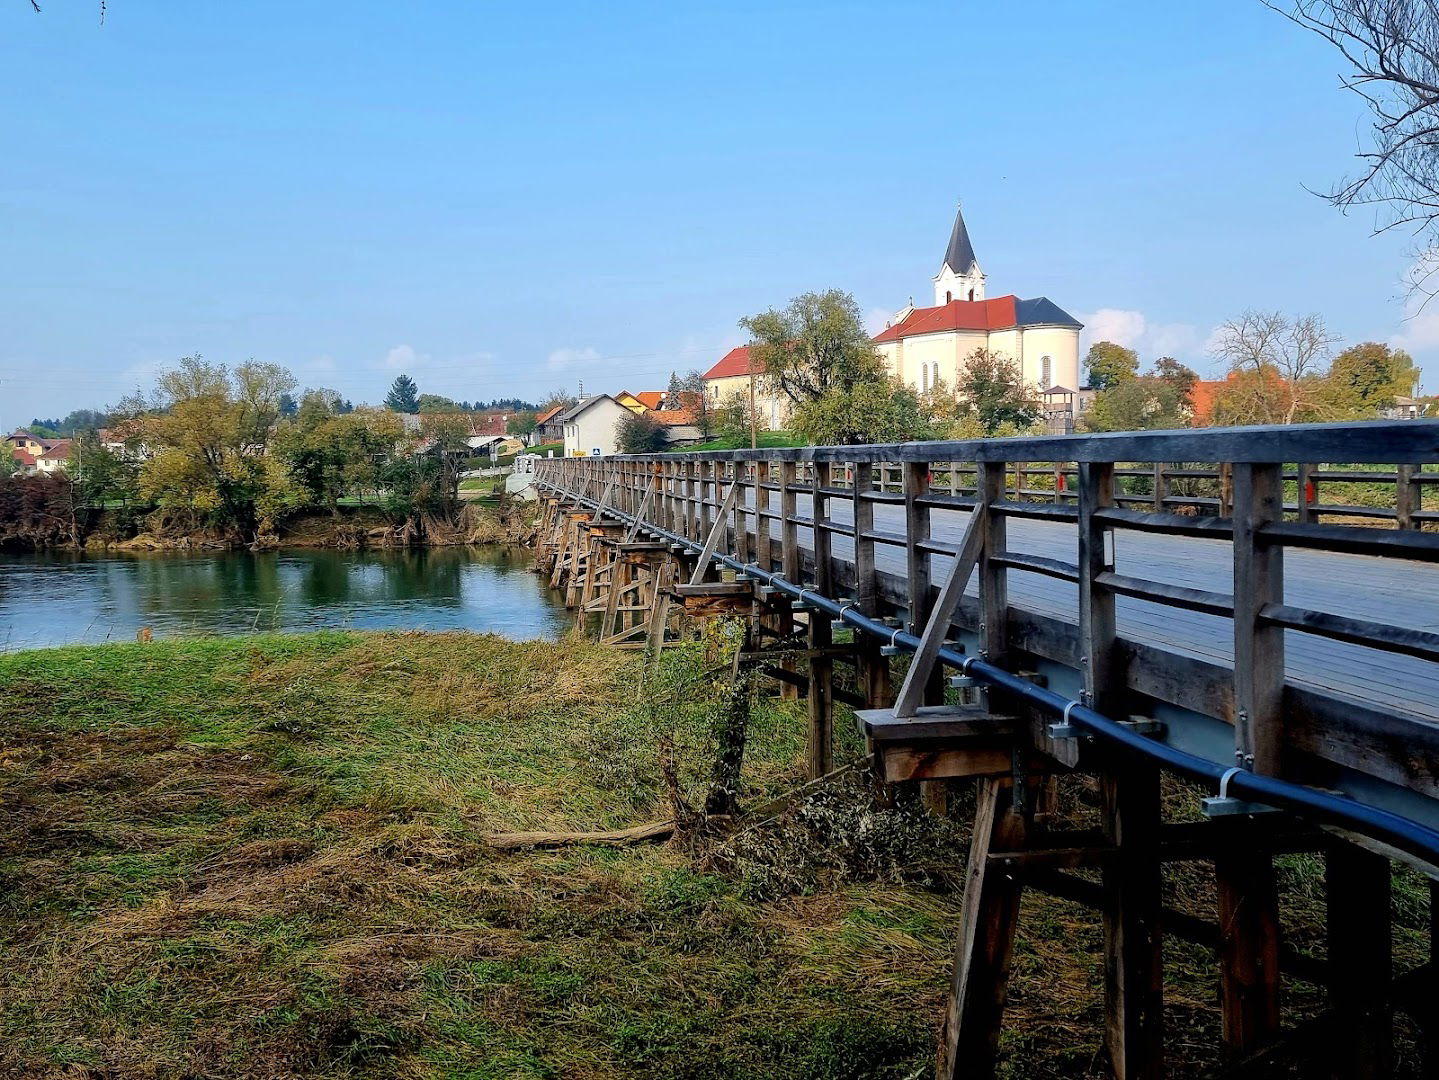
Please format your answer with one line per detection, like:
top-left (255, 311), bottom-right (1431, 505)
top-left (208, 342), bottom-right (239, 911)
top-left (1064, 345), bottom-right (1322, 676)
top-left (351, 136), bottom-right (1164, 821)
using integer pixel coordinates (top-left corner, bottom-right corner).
top-left (892, 505), bottom-right (985, 720)
top-left (688, 479), bottom-right (741, 586)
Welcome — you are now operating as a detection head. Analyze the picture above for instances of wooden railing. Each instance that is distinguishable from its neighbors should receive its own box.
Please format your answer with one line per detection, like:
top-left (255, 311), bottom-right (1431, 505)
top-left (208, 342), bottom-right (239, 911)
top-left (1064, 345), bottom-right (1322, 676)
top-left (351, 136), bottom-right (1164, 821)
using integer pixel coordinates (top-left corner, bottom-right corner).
top-left (536, 421), bottom-right (1439, 826)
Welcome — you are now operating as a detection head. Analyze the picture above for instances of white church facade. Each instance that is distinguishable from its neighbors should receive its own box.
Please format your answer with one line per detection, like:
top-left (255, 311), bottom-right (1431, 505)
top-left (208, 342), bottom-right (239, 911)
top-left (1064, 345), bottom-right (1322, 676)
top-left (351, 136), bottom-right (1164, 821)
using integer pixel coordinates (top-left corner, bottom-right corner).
top-left (873, 206), bottom-right (1084, 429)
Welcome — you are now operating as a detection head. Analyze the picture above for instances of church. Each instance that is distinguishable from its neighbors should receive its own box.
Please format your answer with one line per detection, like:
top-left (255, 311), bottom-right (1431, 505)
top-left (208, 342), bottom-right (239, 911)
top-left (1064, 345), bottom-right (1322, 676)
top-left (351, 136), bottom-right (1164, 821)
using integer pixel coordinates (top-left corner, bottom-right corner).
top-left (873, 205), bottom-right (1084, 429)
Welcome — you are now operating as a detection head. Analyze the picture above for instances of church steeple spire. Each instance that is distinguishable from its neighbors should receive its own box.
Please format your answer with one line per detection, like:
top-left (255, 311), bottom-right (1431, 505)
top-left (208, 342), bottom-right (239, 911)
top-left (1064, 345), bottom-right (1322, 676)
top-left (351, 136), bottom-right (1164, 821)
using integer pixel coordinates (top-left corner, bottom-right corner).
top-left (942, 203), bottom-right (979, 277)
top-left (933, 202), bottom-right (986, 305)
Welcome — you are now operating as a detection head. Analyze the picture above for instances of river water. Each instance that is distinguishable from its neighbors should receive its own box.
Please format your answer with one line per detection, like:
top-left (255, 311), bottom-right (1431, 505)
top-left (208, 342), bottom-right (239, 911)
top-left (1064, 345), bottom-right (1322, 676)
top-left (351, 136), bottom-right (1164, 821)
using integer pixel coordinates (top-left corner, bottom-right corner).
top-left (0, 546), bottom-right (572, 651)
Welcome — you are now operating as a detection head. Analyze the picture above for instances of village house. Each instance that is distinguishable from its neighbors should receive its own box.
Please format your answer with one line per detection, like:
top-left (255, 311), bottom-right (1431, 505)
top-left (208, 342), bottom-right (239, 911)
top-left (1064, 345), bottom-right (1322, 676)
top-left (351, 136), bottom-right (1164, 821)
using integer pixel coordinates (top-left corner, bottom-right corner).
top-left (6, 430), bottom-right (74, 476)
top-left (700, 346), bottom-right (792, 430)
top-left (532, 405), bottom-right (566, 445)
top-left (559, 395), bottom-right (631, 456)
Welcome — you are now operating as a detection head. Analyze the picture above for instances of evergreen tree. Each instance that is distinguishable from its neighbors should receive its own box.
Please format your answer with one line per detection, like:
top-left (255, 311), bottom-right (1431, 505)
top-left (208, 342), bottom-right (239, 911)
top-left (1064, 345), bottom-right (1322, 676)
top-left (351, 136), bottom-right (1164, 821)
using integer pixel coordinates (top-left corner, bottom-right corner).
top-left (384, 374), bottom-right (420, 413)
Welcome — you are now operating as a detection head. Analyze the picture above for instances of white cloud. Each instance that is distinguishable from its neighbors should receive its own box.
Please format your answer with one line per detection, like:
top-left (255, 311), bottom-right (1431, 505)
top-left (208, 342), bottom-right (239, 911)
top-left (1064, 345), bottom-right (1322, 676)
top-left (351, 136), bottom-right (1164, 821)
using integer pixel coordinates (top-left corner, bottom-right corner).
top-left (382, 344), bottom-right (426, 370)
top-left (1082, 308), bottom-right (1148, 349)
top-left (1080, 308), bottom-right (1204, 364)
top-left (546, 346), bottom-right (601, 372)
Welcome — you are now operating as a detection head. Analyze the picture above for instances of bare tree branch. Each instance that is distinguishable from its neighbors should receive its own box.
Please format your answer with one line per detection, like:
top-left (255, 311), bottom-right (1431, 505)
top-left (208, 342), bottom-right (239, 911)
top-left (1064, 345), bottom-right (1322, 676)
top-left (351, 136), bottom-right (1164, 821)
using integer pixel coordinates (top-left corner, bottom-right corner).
top-left (1267, 1), bottom-right (1439, 292)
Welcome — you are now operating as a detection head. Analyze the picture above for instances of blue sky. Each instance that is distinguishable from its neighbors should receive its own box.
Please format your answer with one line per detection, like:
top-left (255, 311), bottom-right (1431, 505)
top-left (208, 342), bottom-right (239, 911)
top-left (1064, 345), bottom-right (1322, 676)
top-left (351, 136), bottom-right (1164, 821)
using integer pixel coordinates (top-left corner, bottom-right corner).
top-left (2, 1), bottom-right (1432, 428)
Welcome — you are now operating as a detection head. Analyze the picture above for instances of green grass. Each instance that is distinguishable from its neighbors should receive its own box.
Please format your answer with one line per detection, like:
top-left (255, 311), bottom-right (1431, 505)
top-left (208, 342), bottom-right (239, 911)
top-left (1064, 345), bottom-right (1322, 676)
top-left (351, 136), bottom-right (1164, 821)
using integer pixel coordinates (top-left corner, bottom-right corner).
top-left (676, 431), bottom-right (809, 452)
top-left (0, 633), bottom-right (952, 1079)
top-left (2, 632), bottom-right (1431, 1078)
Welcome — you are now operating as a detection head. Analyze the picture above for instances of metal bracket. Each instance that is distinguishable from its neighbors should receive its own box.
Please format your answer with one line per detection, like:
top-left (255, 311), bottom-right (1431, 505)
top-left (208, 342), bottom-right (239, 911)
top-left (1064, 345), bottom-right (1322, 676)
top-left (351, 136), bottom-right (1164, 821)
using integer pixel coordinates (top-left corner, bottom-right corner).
top-left (1201, 766), bottom-right (1282, 818)
top-left (1047, 699), bottom-right (1088, 741)
top-left (880, 627), bottom-right (904, 657)
top-left (830, 601), bottom-right (856, 633)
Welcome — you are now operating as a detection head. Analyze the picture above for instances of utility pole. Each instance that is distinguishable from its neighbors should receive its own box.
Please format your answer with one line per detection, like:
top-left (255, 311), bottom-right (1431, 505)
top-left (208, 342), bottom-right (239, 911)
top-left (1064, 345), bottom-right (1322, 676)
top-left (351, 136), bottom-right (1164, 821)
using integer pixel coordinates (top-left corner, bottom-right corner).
top-left (748, 353), bottom-right (758, 450)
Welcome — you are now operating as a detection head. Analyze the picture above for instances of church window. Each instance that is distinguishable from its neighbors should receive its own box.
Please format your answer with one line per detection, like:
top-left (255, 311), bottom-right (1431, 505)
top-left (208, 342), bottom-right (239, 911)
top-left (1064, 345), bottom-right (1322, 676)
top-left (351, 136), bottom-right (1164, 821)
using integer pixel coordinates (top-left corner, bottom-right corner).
top-left (945, 290), bottom-right (952, 303)
top-left (1040, 355), bottom-right (1052, 389)
top-left (921, 364), bottom-right (930, 391)
top-left (932, 362), bottom-right (940, 388)
top-left (968, 287), bottom-right (975, 302)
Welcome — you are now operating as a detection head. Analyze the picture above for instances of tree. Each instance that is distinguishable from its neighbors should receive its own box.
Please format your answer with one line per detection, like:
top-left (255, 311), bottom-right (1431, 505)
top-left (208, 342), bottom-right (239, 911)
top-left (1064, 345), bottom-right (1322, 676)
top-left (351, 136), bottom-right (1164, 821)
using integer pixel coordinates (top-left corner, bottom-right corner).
top-left (126, 355), bottom-right (298, 535)
top-left (540, 388), bottom-right (579, 412)
top-left (1321, 341), bottom-right (1419, 417)
top-left (1082, 376), bottom-right (1191, 432)
top-left (1268, 1), bottom-right (1439, 289)
top-left (714, 392), bottom-right (759, 445)
top-left (507, 411), bottom-right (538, 436)
top-left (1210, 310), bottom-right (1336, 424)
top-left (954, 349), bottom-right (1041, 435)
top-left (673, 370), bottom-right (713, 437)
top-left (273, 394), bottom-right (400, 516)
top-left (72, 430), bottom-right (139, 508)
top-left (277, 392), bottom-right (298, 418)
top-left (1153, 356), bottom-right (1199, 397)
top-left (384, 374), bottom-right (420, 413)
top-left (1085, 341), bottom-right (1140, 390)
top-left (417, 393), bottom-right (464, 413)
top-left (740, 290), bottom-right (886, 405)
top-left (615, 411), bottom-right (668, 454)
top-left (790, 377), bottom-right (935, 446)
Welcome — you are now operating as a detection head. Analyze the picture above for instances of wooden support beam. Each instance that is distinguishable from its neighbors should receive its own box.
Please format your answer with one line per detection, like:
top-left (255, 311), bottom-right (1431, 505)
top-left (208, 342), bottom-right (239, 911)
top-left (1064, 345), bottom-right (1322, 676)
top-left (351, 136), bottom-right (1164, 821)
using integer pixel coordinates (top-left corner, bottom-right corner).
top-left (1215, 838), bottom-right (1282, 1059)
top-left (936, 777), bottom-right (1030, 1080)
top-left (852, 461), bottom-right (893, 709)
top-left (1326, 839), bottom-right (1393, 1079)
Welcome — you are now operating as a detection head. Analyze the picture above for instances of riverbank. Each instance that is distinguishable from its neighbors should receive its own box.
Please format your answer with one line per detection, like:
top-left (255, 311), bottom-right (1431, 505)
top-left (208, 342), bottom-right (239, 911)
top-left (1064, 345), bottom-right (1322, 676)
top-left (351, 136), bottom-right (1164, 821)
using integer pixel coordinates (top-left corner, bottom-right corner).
top-left (1, 633), bottom-right (1429, 1077)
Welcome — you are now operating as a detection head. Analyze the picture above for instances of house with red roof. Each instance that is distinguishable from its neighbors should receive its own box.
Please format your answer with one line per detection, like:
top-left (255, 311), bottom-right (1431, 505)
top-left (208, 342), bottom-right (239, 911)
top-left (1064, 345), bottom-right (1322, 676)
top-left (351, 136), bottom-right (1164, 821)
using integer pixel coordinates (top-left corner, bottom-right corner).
top-left (701, 345), bottom-right (792, 430)
top-left (6, 431), bottom-right (74, 476)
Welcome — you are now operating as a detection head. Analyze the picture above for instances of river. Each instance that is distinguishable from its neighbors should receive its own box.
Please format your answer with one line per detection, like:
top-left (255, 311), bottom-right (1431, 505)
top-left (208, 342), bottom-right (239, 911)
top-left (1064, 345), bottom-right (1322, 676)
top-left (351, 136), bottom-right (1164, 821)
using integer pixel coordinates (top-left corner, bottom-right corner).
top-left (0, 546), bottom-right (572, 651)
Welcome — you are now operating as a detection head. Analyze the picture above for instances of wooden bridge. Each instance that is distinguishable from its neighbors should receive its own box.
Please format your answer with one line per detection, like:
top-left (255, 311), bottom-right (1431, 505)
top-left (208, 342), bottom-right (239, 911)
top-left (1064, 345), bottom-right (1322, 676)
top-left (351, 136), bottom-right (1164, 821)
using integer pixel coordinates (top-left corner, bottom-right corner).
top-left (531, 421), bottom-right (1439, 1079)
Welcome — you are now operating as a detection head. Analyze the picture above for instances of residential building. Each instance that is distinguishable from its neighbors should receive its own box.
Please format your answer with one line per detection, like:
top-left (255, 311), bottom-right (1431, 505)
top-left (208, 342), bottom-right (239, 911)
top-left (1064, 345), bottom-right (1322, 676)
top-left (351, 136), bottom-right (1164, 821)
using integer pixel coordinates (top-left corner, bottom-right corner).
top-left (6, 430), bottom-right (74, 476)
top-left (701, 346), bottom-right (791, 430)
top-left (873, 205), bottom-right (1084, 419)
top-left (559, 394), bottom-right (631, 456)
top-left (533, 405), bottom-right (566, 444)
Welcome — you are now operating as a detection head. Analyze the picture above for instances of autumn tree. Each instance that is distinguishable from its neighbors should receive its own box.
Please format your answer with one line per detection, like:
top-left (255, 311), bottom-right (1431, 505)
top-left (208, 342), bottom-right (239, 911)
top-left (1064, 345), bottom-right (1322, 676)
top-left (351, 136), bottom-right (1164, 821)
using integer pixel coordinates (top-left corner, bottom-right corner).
top-left (1085, 341), bottom-right (1140, 390)
top-left (1209, 310), bottom-right (1336, 424)
top-left (791, 377), bottom-right (935, 445)
top-left (124, 355), bottom-right (298, 535)
top-left (954, 349), bottom-right (1041, 435)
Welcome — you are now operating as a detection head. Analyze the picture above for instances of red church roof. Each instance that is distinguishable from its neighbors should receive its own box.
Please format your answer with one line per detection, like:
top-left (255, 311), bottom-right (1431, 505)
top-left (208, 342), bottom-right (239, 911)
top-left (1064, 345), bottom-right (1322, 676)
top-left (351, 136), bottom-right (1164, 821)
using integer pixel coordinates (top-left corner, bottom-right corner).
top-left (703, 345), bottom-right (761, 381)
top-left (873, 297), bottom-right (1021, 343)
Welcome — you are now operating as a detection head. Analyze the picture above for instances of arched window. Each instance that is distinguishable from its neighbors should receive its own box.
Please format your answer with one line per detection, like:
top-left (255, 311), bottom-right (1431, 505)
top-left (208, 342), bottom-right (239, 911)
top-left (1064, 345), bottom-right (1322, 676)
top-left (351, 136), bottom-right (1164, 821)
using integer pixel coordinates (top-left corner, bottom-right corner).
top-left (921, 364), bottom-right (930, 391)
top-left (945, 290), bottom-right (952, 303)
top-left (1040, 355), bottom-right (1052, 389)
top-left (968, 287), bottom-right (975, 302)
top-left (932, 362), bottom-right (940, 388)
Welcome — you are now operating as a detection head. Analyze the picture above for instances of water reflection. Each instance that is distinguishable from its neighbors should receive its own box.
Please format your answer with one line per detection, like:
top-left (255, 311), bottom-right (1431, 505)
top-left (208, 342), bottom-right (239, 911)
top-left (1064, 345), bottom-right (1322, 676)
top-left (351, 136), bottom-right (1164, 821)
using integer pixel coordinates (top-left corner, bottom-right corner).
top-left (0, 546), bottom-right (571, 650)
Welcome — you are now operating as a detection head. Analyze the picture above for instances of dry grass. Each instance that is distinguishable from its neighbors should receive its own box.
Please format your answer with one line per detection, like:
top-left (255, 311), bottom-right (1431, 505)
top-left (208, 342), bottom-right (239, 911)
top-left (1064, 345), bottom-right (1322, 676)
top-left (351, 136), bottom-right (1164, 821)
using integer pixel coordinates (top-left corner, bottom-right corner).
top-left (0, 633), bottom-right (1431, 1078)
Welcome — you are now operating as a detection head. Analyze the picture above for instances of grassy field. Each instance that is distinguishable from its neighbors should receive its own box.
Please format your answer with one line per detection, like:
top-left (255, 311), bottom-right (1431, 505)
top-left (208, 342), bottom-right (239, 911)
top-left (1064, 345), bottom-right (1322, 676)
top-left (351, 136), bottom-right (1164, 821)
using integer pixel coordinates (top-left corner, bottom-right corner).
top-left (0, 632), bottom-right (1431, 1078)
top-left (0, 633), bottom-right (961, 1079)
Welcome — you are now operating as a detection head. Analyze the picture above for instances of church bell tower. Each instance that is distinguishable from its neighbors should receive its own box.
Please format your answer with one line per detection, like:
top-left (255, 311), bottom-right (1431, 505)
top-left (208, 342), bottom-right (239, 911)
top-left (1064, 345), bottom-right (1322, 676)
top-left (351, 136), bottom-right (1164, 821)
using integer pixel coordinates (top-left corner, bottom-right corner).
top-left (933, 203), bottom-right (985, 306)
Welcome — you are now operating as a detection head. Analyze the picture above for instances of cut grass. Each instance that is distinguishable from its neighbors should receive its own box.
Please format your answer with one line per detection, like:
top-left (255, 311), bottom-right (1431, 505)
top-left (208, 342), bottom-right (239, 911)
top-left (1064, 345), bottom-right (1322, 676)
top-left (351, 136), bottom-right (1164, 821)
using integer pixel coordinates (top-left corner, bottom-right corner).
top-left (0, 632), bottom-right (1431, 1078)
top-left (0, 633), bottom-right (948, 1078)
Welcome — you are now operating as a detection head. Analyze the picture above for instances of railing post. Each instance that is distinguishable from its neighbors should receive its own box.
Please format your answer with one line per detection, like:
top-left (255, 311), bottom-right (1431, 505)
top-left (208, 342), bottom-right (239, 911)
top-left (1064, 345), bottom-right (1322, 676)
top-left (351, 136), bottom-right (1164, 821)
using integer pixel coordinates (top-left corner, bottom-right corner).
top-left (1218, 460), bottom-right (1285, 1061)
top-left (808, 461), bottom-right (834, 779)
top-left (1296, 462), bottom-right (1314, 524)
top-left (976, 461), bottom-right (1008, 681)
top-left (1398, 463), bottom-right (1419, 530)
top-left (735, 462), bottom-right (751, 566)
top-left (853, 461), bottom-right (892, 707)
top-left (755, 460), bottom-right (772, 571)
top-left (905, 459), bottom-right (946, 813)
top-left (1152, 462), bottom-right (1167, 511)
top-left (1081, 459), bottom-right (1164, 1079)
